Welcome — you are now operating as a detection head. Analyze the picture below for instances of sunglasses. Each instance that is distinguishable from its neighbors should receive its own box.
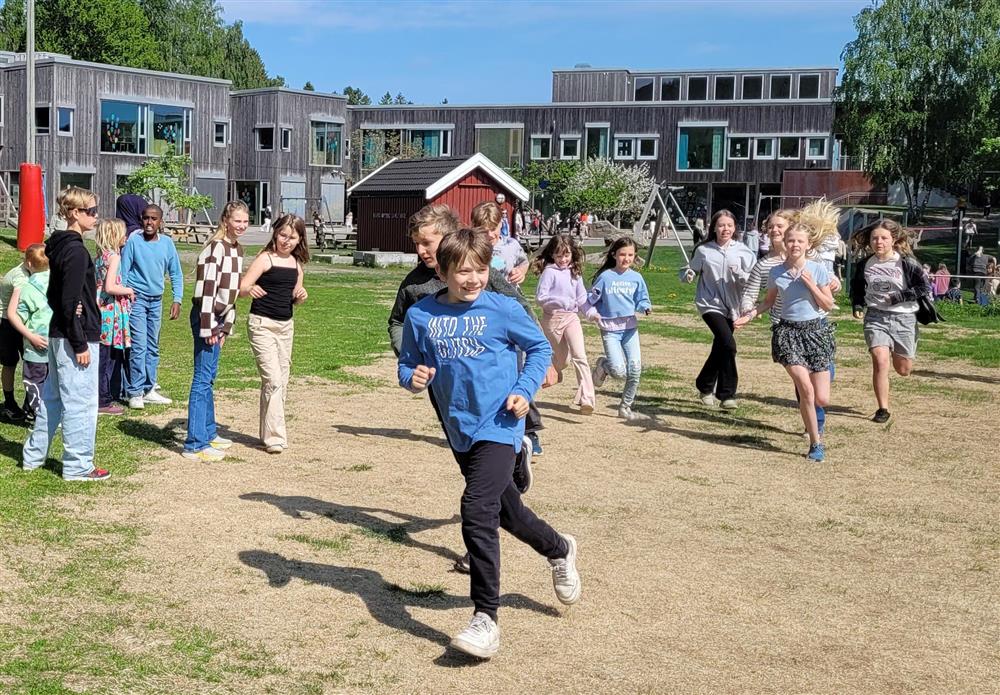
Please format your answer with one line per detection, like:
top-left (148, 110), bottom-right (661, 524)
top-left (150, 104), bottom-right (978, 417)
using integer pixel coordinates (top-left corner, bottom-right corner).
top-left (78, 206), bottom-right (99, 217)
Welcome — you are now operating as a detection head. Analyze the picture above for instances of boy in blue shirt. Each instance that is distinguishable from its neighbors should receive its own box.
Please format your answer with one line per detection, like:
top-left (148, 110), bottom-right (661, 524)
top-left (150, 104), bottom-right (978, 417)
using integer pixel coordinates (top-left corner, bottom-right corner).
top-left (398, 228), bottom-right (581, 659)
top-left (120, 204), bottom-right (183, 409)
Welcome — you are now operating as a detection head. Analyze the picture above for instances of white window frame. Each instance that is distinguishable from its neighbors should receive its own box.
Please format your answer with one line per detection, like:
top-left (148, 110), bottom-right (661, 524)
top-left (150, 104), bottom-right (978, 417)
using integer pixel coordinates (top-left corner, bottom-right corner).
top-left (280, 127), bottom-right (292, 151)
top-left (798, 73), bottom-right (821, 99)
top-left (659, 76), bottom-right (681, 101)
top-left (633, 76), bottom-right (655, 102)
top-left (256, 125), bottom-right (275, 151)
top-left (754, 137), bottom-right (776, 160)
top-left (559, 134), bottom-right (581, 160)
top-left (687, 75), bottom-right (709, 101)
top-left (0, 95), bottom-right (4, 126)
top-left (613, 137), bottom-right (635, 160)
top-left (183, 109), bottom-right (192, 154)
top-left (770, 73), bottom-right (793, 100)
top-left (741, 74), bottom-right (764, 100)
top-left (676, 123), bottom-right (727, 173)
top-left (530, 134), bottom-right (552, 160)
top-left (728, 136), bottom-right (751, 160)
top-left (714, 75), bottom-right (736, 100)
top-left (57, 107), bottom-right (73, 137)
top-left (213, 120), bottom-right (229, 147)
top-left (636, 136), bottom-right (659, 161)
top-left (806, 136), bottom-right (828, 159)
top-left (778, 136), bottom-right (800, 160)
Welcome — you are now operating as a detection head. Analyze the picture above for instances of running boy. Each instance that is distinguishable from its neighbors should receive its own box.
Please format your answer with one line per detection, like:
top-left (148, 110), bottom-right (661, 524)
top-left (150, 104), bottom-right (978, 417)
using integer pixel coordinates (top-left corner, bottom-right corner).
top-left (398, 228), bottom-right (581, 659)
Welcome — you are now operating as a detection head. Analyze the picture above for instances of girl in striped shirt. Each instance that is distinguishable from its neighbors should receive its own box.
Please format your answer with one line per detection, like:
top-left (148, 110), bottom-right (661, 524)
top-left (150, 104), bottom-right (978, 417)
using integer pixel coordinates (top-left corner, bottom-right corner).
top-left (740, 209), bottom-right (794, 321)
top-left (182, 201), bottom-right (248, 461)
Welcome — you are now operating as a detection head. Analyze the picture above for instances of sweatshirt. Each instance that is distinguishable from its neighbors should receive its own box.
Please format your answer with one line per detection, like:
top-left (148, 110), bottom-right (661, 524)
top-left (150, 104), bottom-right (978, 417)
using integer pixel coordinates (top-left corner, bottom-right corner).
top-left (682, 240), bottom-right (756, 319)
top-left (192, 239), bottom-right (243, 338)
top-left (120, 232), bottom-right (183, 302)
top-left (16, 270), bottom-right (52, 363)
top-left (398, 290), bottom-right (551, 453)
top-left (850, 252), bottom-right (929, 315)
top-left (535, 265), bottom-right (587, 314)
top-left (45, 230), bottom-right (100, 353)
top-left (586, 267), bottom-right (651, 332)
top-left (387, 262), bottom-right (534, 356)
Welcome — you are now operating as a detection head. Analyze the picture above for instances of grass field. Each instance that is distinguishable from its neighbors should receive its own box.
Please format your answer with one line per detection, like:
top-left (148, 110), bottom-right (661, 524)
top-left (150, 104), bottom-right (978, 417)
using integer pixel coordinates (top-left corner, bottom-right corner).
top-left (0, 229), bottom-right (997, 693)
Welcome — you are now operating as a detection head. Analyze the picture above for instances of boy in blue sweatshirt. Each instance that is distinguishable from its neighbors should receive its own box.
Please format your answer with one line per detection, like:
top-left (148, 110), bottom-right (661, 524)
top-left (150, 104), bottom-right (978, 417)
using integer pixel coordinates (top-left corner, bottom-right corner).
top-left (120, 204), bottom-right (183, 408)
top-left (398, 228), bottom-right (581, 660)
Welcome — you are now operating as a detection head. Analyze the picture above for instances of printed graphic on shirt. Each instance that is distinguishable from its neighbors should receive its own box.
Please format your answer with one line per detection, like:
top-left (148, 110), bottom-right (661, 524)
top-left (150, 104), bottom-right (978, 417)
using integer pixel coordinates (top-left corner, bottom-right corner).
top-left (606, 280), bottom-right (638, 296)
top-left (865, 258), bottom-right (905, 308)
top-left (490, 256), bottom-right (506, 271)
top-left (428, 314), bottom-right (488, 360)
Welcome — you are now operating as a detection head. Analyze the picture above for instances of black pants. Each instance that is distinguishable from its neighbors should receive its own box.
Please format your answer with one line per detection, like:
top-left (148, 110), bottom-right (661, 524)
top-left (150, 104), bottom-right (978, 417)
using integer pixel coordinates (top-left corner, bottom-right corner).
top-left (696, 312), bottom-right (739, 401)
top-left (21, 361), bottom-right (47, 416)
top-left (99, 344), bottom-right (126, 407)
top-left (456, 441), bottom-right (566, 621)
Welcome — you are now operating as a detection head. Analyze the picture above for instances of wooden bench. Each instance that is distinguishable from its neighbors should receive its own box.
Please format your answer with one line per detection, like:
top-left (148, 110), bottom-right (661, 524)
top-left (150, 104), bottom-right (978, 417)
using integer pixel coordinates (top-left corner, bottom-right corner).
top-left (314, 226), bottom-right (357, 250)
top-left (166, 224), bottom-right (212, 245)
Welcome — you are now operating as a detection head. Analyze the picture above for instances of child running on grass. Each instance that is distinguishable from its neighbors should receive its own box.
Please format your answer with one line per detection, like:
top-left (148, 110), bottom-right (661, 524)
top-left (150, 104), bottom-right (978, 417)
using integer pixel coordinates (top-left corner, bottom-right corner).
top-left (533, 233), bottom-right (595, 414)
top-left (6, 244), bottom-right (50, 422)
top-left (94, 218), bottom-right (134, 415)
top-left (587, 236), bottom-right (651, 420)
top-left (398, 227), bottom-right (581, 660)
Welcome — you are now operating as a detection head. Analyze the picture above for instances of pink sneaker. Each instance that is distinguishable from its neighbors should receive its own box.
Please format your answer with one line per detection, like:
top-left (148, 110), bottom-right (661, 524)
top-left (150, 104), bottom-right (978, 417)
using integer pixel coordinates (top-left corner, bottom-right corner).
top-left (98, 404), bottom-right (124, 415)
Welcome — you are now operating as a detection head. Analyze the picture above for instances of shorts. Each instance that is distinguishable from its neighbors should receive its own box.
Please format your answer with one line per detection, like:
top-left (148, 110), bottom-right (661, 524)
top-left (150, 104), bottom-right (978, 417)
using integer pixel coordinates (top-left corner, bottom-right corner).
top-left (0, 319), bottom-right (23, 367)
top-left (863, 308), bottom-right (917, 358)
top-left (772, 318), bottom-right (836, 372)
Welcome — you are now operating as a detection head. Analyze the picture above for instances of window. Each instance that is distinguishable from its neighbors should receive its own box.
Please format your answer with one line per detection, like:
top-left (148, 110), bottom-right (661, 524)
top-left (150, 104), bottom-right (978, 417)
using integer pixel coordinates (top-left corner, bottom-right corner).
top-left (742, 75), bottom-right (763, 100)
top-left (57, 107), bottom-right (73, 136)
top-left (799, 74), bottom-right (820, 99)
top-left (614, 138), bottom-right (635, 160)
top-left (560, 135), bottom-right (581, 160)
top-left (475, 126), bottom-right (523, 168)
top-left (637, 137), bottom-right (658, 160)
top-left (754, 137), bottom-right (775, 159)
top-left (60, 172), bottom-right (92, 190)
top-left (35, 106), bottom-right (50, 135)
top-left (771, 75), bottom-right (792, 99)
top-left (150, 103), bottom-right (187, 156)
top-left (441, 129), bottom-right (452, 156)
top-left (310, 121), bottom-right (342, 166)
top-left (256, 127), bottom-right (274, 151)
top-left (715, 76), bottom-right (735, 100)
top-left (0, 96), bottom-right (4, 126)
top-left (729, 137), bottom-right (750, 159)
top-left (660, 77), bottom-right (680, 101)
top-left (687, 76), bottom-right (708, 100)
top-left (677, 126), bottom-right (725, 171)
top-left (634, 77), bottom-right (654, 101)
top-left (586, 124), bottom-right (609, 159)
top-left (281, 128), bottom-right (292, 151)
top-left (807, 137), bottom-right (828, 159)
top-left (530, 135), bottom-right (551, 160)
top-left (213, 121), bottom-right (228, 146)
top-left (101, 101), bottom-right (146, 154)
top-left (409, 129), bottom-right (446, 157)
top-left (779, 137), bottom-right (800, 159)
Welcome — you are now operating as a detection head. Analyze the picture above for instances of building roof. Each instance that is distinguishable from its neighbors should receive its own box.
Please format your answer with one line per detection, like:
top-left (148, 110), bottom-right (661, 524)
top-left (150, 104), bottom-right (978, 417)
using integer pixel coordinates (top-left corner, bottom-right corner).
top-left (348, 154), bottom-right (530, 201)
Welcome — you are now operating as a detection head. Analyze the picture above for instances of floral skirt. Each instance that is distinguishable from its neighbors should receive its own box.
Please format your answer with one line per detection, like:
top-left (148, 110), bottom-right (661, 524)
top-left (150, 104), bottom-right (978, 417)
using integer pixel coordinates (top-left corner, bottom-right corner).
top-left (771, 318), bottom-right (835, 372)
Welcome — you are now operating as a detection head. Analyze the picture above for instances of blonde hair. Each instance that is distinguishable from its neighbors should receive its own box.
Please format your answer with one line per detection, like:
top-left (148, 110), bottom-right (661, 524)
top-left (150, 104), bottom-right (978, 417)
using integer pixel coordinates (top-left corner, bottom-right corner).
top-left (470, 201), bottom-right (502, 231)
top-left (211, 201), bottom-right (250, 244)
top-left (789, 199), bottom-right (840, 250)
top-left (765, 208), bottom-right (797, 234)
top-left (24, 243), bottom-right (48, 271)
top-left (57, 186), bottom-right (95, 219)
top-left (408, 203), bottom-right (459, 237)
top-left (94, 218), bottom-right (126, 254)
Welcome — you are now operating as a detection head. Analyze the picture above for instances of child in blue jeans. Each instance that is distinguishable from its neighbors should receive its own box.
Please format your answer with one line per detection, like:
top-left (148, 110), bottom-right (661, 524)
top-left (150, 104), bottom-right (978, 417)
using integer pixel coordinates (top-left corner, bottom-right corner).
top-left (398, 228), bottom-right (581, 660)
top-left (587, 237), bottom-right (652, 420)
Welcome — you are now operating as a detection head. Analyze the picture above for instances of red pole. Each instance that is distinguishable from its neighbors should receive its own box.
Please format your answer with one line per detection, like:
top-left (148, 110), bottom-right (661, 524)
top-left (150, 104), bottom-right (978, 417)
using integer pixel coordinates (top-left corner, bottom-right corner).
top-left (17, 163), bottom-right (45, 250)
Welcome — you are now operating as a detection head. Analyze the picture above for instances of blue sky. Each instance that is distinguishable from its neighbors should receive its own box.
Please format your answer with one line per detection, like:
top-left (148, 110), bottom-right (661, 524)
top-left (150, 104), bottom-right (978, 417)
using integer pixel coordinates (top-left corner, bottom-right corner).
top-left (219, 0), bottom-right (871, 104)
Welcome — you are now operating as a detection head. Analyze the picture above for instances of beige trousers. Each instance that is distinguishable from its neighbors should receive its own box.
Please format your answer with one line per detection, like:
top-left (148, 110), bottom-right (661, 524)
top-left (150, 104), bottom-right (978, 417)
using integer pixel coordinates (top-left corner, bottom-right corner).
top-left (247, 314), bottom-right (294, 447)
top-left (540, 310), bottom-right (595, 408)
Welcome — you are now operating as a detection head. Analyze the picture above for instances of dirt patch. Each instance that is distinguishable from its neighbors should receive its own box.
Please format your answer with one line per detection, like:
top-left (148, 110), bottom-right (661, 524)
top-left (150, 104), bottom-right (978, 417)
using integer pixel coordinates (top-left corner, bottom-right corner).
top-left (96, 329), bottom-right (997, 693)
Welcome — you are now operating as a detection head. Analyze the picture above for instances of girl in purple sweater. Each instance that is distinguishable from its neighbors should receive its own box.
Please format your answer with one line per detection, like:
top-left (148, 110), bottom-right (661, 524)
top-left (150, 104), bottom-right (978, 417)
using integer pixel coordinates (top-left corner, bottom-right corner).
top-left (533, 234), bottom-right (595, 414)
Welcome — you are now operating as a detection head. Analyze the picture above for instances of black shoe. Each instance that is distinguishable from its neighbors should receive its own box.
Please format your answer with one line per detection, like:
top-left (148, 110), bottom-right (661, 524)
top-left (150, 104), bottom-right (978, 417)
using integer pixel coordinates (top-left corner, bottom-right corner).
top-left (872, 408), bottom-right (890, 423)
top-left (513, 436), bottom-right (533, 494)
top-left (1, 404), bottom-right (25, 422)
top-left (453, 552), bottom-right (471, 574)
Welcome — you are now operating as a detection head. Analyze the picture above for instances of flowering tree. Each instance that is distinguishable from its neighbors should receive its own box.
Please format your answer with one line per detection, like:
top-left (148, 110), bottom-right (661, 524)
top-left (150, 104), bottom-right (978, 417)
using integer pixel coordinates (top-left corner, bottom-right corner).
top-left (563, 158), bottom-right (655, 220)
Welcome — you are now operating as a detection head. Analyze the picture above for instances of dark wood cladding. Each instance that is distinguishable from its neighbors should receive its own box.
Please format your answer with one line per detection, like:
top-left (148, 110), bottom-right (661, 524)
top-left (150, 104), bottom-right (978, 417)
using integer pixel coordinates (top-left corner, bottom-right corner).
top-left (782, 170), bottom-right (880, 200)
top-left (354, 192), bottom-right (424, 252)
top-left (552, 70), bottom-right (630, 102)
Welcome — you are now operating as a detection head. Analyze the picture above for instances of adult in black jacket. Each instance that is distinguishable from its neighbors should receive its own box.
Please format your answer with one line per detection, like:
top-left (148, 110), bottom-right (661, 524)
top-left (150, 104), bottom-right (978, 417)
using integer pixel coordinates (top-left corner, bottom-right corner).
top-left (22, 187), bottom-right (110, 481)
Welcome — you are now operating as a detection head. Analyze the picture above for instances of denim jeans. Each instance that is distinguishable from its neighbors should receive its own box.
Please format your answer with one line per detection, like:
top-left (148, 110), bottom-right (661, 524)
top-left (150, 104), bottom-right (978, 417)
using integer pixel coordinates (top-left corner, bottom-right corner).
top-left (128, 293), bottom-right (163, 397)
top-left (601, 327), bottom-right (642, 408)
top-left (184, 309), bottom-right (220, 453)
top-left (22, 339), bottom-right (99, 478)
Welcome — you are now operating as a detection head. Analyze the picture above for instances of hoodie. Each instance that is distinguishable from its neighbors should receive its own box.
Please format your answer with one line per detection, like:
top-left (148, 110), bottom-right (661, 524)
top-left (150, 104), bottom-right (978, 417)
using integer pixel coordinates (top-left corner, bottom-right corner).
top-left (45, 231), bottom-right (100, 353)
top-left (116, 194), bottom-right (148, 237)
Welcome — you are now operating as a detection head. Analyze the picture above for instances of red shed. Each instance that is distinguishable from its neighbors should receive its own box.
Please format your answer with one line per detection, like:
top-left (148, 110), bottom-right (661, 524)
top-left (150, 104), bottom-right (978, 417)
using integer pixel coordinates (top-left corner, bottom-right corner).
top-left (347, 154), bottom-right (530, 252)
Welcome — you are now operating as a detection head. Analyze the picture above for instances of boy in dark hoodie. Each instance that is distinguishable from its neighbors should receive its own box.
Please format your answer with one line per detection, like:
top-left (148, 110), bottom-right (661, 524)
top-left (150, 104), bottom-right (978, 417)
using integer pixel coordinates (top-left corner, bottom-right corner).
top-left (22, 187), bottom-right (110, 481)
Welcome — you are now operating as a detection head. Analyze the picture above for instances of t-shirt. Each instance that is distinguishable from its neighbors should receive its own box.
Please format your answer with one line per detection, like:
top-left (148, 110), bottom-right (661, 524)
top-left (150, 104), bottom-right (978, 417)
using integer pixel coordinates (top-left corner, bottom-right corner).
top-left (15, 271), bottom-right (51, 363)
top-left (491, 237), bottom-right (527, 277)
top-left (863, 253), bottom-right (916, 313)
top-left (0, 263), bottom-right (29, 317)
top-left (768, 260), bottom-right (830, 322)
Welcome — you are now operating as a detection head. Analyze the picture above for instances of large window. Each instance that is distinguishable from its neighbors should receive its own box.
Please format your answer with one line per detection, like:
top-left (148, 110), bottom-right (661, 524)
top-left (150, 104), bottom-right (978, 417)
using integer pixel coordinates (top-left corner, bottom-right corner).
top-left (151, 104), bottom-right (187, 156)
top-left (688, 76), bottom-right (708, 100)
top-left (779, 137), bottom-right (800, 159)
top-left (35, 106), bottom-right (50, 135)
top-left (410, 129), bottom-right (443, 157)
top-left (742, 75), bottom-right (763, 100)
top-left (807, 137), bottom-right (828, 159)
top-left (475, 126), bottom-right (523, 168)
top-left (57, 107), bottom-right (73, 136)
top-left (560, 135), bottom-right (581, 160)
top-left (585, 124), bottom-right (609, 159)
top-left (799, 74), bottom-right (820, 99)
top-left (677, 126), bottom-right (724, 171)
top-left (530, 135), bottom-right (551, 160)
top-left (634, 77), bottom-right (654, 101)
top-left (729, 137), bottom-right (750, 159)
top-left (310, 121), bottom-right (342, 166)
top-left (60, 172), bottom-right (92, 190)
top-left (660, 77), bottom-right (680, 101)
top-left (715, 76), bottom-right (735, 100)
top-left (754, 137), bottom-right (775, 159)
top-left (771, 75), bottom-right (792, 99)
top-left (256, 126), bottom-right (274, 151)
top-left (101, 101), bottom-right (146, 153)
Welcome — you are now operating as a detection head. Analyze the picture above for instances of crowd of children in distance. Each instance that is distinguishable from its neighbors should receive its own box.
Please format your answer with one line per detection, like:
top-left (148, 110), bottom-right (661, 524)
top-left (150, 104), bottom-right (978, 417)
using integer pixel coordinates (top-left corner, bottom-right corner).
top-left (2, 187), bottom-right (934, 660)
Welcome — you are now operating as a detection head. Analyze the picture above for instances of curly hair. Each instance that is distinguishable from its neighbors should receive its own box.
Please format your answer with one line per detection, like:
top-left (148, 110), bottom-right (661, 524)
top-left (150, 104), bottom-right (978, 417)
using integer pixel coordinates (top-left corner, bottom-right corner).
top-left (849, 218), bottom-right (913, 258)
top-left (532, 233), bottom-right (585, 278)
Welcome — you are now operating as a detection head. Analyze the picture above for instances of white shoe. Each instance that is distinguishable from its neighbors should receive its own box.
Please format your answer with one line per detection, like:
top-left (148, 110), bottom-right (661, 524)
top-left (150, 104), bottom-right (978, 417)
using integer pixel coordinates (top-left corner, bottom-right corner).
top-left (549, 533), bottom-right (582, 605)
top-left (210, 436), bottom-right (233, 450)
top-left (128, 396), bottom-right (145, 410)
top-left (698, 392), bottom-right (716, 406)
top-left (265, 444), bottom-right (284, 454)
top-left (719, 399), bottom-right (739, 410)
top-left (592, 357), bottom-right (608, 388)
top-left (450, 612), bottom-right (500, 659)
top-left (144, 389), bottom-right (172, 405)
top-left (617, 405), bottom-right (636, 420)
top-left (181, 447), bottom-right (226, 462)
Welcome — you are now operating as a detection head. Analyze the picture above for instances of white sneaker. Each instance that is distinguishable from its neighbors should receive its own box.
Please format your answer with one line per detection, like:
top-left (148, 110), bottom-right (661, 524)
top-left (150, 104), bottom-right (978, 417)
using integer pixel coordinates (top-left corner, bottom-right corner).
top-left (719, 399), bottom-right (739, 410)
top-left (265, 444), bottom-right (283, 454)
top-left (210, 436), bottom-right (233, 450)
top-left (699, 392), bottom-right (716, 406)
top-left (450, 612), bottom-right (500, 659)
top-left (128, 396), bottom-right (145, 410)
top-left (181, 447), bottom-right (226, 462)
top-left (617, 405), bottom-right (636, 420)
top-left (144, 389), bottom-right (172, 405)
top-left (549, 533), bottom-right (582, 605)
top-left (592, 357), bottom-right (608, 388)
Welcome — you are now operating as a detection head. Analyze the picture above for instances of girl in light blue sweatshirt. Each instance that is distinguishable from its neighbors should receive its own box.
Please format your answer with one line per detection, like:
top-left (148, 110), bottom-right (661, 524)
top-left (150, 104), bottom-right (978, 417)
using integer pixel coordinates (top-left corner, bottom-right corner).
top-left (586, 237), bottom-right (651, 420)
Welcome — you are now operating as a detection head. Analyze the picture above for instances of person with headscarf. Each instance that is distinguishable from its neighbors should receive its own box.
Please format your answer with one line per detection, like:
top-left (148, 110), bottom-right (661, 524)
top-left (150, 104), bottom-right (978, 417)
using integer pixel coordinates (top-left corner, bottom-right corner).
top-left (116, 194), bottom-right (148, 238)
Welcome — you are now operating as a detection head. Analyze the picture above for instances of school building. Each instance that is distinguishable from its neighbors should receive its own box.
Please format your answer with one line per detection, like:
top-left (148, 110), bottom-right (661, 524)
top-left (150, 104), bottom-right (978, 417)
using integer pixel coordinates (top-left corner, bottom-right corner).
top-left (0, 52), bottom-right (843, 228)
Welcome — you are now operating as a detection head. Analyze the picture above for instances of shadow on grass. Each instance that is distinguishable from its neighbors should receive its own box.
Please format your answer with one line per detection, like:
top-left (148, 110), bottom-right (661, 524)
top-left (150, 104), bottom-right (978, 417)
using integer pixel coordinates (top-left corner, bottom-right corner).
top-left (629, 394), bottom-right (804, 435)
top-left (737, 393), bottom-right (866, 418)
top-left (241, 492), bottom-right (463, 564)
top-left (118, 418), bottom-right (262, 450)
top-left (911, 368), bottom-right (1000, 385)
top-left (330, 424), bottom-right (448, 449)
top-left (239, 550), bottom-right (558, 652)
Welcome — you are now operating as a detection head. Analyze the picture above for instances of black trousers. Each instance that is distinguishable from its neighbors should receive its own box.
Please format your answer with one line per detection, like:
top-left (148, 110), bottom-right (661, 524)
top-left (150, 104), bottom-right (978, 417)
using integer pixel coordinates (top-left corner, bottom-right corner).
top-left (696, 312), bottom-right (739, 401)
top-left (99, 344), bottom-right (127, 407)
top-left (455, 441), bottom-right (566, 621)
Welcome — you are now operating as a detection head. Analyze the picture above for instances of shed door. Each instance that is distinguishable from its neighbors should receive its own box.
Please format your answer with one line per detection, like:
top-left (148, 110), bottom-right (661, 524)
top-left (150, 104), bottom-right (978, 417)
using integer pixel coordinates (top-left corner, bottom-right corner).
top-left (321, 179), bottom-right (345, 223)
top-left (280, 180), bottom-right (306, 217)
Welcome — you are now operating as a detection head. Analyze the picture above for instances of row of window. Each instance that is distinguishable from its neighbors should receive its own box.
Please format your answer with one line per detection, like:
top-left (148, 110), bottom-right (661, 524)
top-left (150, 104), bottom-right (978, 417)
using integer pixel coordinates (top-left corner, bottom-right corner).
top-left (254, 122), bottom-right (343, 166)
top-left (677, 127), bottom-right (828, 171)
top-left (634, 73), bottom-right (821, 102)
top-left (529, 132), bottom-right (658, 161)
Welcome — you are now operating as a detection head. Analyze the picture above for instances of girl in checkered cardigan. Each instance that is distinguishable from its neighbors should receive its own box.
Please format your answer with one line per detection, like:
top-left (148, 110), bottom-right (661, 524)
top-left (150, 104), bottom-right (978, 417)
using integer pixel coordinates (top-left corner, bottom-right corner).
top-left (182, 201), bottom-right (248, 461)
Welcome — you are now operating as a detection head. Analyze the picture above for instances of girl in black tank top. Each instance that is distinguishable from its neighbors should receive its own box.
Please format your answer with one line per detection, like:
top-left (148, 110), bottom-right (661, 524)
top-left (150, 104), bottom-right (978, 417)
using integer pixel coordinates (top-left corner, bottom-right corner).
top-left (239, 214), bottom-right (311, 453)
